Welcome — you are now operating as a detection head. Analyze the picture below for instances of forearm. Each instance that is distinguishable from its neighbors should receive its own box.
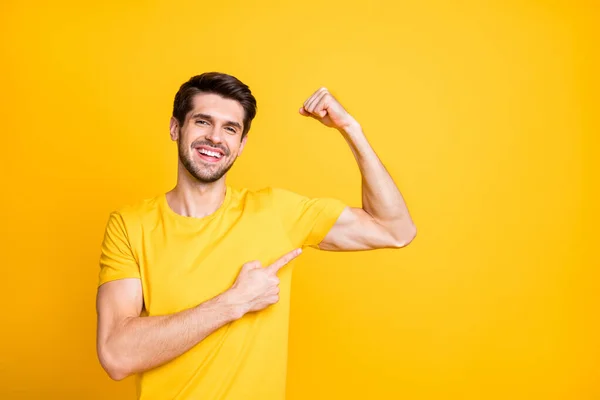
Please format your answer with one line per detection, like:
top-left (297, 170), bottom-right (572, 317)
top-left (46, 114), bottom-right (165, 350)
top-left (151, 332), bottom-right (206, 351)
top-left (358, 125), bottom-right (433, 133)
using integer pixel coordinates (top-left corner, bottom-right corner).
top-left (341, 122), bottom-right (416, 241)
top-left (102, 290), bottom-right (245, 380)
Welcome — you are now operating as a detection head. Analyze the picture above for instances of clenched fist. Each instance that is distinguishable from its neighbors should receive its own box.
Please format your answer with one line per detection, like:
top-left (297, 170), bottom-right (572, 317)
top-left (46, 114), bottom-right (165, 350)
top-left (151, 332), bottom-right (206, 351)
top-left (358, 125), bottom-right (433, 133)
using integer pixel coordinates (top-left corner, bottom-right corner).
top-left (227, 248), bottom-right (302, 314)
top-left (299, 87), bottom-right (357, 131)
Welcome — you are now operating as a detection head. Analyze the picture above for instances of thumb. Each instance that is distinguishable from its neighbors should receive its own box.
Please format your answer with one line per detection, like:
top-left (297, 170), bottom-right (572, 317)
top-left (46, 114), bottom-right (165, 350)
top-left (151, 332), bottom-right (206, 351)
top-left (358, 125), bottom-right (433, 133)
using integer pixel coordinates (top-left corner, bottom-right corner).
top-left (242, 260), bottom-right (262, 271)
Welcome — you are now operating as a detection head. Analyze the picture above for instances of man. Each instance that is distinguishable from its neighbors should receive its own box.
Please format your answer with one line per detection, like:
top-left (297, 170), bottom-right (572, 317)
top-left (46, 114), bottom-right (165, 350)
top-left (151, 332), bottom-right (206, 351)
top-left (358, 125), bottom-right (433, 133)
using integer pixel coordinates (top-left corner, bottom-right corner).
top-left (96, 72), bottom-right (416, 399)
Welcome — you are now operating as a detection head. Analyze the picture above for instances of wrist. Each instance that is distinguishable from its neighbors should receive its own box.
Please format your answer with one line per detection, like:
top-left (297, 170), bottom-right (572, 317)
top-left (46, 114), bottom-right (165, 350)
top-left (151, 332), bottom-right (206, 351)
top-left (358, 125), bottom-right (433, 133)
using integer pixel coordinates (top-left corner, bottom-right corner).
top-left (220, 288), bottom-right (250, 320)
top-left (338, 119), bottom-right (363, 138)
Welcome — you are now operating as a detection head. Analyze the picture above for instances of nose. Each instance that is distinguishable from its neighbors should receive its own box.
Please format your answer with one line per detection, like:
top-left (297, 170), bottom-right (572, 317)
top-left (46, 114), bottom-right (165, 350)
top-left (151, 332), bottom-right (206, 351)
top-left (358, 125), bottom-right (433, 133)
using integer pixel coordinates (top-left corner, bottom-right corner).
top-left (205, 126), bottom-right (224, 144)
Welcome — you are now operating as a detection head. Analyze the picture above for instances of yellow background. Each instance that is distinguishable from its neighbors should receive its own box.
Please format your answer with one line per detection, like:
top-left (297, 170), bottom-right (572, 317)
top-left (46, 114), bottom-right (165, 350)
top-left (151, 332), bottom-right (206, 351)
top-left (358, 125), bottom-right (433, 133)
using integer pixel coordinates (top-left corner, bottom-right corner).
top-left (1, 0), bottom-right (597, 399)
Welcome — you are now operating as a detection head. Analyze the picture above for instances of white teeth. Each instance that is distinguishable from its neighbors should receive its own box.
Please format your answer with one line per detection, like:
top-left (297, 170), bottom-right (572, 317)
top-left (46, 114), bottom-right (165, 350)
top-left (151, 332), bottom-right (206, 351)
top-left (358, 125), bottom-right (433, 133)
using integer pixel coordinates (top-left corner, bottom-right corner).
top-left (199, 149), bottom-right (222, 158)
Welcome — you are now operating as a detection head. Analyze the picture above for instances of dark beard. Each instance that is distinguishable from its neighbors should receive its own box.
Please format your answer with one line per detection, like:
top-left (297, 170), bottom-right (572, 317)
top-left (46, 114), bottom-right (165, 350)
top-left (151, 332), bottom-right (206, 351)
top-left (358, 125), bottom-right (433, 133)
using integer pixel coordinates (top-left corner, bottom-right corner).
top-left (178, 139), bottom-right (235, 183)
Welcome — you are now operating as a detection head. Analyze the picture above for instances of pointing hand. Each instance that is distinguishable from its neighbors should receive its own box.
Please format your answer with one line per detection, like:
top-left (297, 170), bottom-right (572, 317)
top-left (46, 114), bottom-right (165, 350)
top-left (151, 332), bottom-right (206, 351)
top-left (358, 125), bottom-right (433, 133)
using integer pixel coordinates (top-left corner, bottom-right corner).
top-left (228, 248), bottom-right (303, 314)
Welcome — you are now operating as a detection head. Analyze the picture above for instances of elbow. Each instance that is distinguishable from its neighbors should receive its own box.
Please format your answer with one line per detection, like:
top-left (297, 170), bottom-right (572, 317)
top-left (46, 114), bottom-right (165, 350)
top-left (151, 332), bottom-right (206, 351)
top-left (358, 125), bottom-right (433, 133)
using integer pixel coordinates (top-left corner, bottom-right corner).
top-left (106, 366), bottom-right (130, 382)
top-left (98, 343), bottom-right (132, 381)
top-left (389, 224), bottom-right (417, 248)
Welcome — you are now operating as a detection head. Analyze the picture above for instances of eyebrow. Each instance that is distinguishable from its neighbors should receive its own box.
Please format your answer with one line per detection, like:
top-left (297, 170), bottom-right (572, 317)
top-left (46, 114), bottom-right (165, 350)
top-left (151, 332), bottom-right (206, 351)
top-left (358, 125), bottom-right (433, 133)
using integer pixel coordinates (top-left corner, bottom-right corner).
top-left (191, 113), bottom-right (242, 130)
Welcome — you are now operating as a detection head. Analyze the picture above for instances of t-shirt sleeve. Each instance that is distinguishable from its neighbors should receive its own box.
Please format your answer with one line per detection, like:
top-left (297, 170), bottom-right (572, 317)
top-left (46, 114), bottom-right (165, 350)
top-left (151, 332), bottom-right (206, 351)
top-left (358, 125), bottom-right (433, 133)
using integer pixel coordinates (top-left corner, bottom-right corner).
top-left (269, 187), bottom-right (348, 249)
top-left (98, 212), bottom-right (141, 287)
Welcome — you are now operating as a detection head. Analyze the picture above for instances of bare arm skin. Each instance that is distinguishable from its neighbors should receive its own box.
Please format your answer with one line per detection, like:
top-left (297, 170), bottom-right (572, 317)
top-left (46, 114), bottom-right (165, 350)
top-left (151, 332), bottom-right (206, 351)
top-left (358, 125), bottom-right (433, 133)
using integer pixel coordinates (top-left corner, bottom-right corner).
top-left (319, 122), bottom-right (417, 251)
top-left (96, 248), bottom-right (302, 380)
top-left (299, 88), bottom-right (417, 251)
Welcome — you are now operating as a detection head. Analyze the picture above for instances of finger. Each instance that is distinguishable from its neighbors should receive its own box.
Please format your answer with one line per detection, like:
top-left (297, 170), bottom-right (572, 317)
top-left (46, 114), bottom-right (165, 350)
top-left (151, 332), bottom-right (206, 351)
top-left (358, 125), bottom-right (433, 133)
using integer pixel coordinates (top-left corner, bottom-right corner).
top-left (307, 93), bottom-right (329, 119)
top-left (305, 88), bottom-right (328, 114)
top-left (299, 106), bottom-right (322, 120)
top-left (312, 92), bottom-right (331, 118)
top-left (268, 276), bottom-right (280, 286)
top-left (265, 248), bottom-right (302, 275)
top-left (303, 87), bottom-right (325, 109)
top-left (299, 107), bottom-right (311, 116)
top-left (265, 286), bottom-right (280, 296)
top-left (265, 248), bottom-right (301, 275)
top-left (303, 87), bottom-right (327, 114)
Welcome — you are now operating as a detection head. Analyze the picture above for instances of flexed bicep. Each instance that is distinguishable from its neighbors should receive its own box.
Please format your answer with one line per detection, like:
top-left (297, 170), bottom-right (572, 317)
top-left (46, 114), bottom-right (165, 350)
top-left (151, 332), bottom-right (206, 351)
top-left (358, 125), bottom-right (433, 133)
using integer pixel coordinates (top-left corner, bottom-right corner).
top-left (317, 207), bottom-right (407, 251)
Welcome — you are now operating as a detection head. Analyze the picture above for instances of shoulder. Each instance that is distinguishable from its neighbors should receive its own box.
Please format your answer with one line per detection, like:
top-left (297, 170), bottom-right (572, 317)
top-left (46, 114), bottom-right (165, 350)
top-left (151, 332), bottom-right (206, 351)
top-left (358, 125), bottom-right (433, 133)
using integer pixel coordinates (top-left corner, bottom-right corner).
top-left (105, 195), bottom-right (163, 227)
top-left (227, 186), bottom-right (276, 211)
top-left (226, 186), bottom-right (311, 217)
top-left (232, 186), bottom-right (306, 206)
top-left (233, 185), bottom-right (349, 205)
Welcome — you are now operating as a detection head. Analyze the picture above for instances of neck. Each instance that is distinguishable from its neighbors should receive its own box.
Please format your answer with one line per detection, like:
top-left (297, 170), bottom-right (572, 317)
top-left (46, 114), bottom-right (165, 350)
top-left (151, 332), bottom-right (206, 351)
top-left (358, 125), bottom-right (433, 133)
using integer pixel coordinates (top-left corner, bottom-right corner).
top-left (165, 166), bottom-right (228, 218)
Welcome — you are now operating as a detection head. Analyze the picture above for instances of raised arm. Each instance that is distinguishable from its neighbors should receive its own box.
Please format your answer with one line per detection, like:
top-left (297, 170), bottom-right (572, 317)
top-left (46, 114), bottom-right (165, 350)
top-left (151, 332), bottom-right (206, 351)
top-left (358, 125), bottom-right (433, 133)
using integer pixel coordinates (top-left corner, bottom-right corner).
top-left (299, 88), bottom-right (417, 251)
top-left (96, 249), bottom-right (301, 380)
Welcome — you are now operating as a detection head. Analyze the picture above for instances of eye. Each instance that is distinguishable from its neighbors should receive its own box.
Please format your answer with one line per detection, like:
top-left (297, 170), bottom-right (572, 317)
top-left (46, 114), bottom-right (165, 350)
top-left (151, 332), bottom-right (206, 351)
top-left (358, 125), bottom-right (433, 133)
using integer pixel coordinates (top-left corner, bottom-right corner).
top-left (225, 127), bottom-right (237, 133)
top-left (196, 120), bottom-right (209, 125)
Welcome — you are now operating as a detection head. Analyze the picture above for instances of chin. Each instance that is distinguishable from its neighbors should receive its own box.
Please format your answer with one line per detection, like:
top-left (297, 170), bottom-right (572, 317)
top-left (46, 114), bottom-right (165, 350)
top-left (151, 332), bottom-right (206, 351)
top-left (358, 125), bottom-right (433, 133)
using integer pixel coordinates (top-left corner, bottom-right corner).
top-left (181, 153), bottom-right (235, 184)
top-left (194, 168), bottom-right (228, 183)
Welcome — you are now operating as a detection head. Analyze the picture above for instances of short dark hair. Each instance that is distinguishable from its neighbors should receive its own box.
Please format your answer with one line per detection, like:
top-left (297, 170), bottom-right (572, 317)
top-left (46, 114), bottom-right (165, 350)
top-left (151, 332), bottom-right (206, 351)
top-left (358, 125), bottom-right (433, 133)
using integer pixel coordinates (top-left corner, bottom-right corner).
top-left (172, 72), bottom-right (257, 138)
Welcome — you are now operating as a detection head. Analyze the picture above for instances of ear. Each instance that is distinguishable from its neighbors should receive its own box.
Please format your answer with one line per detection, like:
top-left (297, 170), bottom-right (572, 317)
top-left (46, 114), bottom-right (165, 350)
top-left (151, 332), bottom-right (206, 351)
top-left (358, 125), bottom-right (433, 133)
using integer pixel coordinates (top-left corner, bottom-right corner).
top-left (237, 134), bottom-right (248, 156)
top-left (169, 117), bottom-right (179, 141)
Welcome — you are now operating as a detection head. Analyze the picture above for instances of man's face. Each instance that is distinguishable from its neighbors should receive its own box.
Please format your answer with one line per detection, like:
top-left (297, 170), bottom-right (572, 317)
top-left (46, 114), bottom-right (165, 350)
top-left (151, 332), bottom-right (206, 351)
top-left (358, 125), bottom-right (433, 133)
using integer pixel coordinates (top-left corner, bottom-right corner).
top-left (171, 93), bottom-right (247, 183)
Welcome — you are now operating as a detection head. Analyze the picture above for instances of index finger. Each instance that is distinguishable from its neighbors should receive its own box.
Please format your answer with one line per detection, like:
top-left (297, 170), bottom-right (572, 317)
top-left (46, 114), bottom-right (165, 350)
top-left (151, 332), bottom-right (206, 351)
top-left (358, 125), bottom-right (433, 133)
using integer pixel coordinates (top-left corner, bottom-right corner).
top-left (265, 248), bottom-right (303, 275)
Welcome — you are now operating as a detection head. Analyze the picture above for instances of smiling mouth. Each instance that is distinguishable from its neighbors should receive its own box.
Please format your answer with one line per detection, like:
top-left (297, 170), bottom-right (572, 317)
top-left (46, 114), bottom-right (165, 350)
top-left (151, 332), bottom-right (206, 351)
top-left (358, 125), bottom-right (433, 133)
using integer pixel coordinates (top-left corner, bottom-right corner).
top-left (196, 147), bottom-right (224, 163)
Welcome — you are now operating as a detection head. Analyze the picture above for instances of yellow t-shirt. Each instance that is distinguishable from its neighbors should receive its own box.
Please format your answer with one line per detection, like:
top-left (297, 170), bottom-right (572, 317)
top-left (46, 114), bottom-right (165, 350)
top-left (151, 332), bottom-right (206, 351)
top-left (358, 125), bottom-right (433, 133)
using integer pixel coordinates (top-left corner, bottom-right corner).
top-left (98, 186), bottom-right (347, 400)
